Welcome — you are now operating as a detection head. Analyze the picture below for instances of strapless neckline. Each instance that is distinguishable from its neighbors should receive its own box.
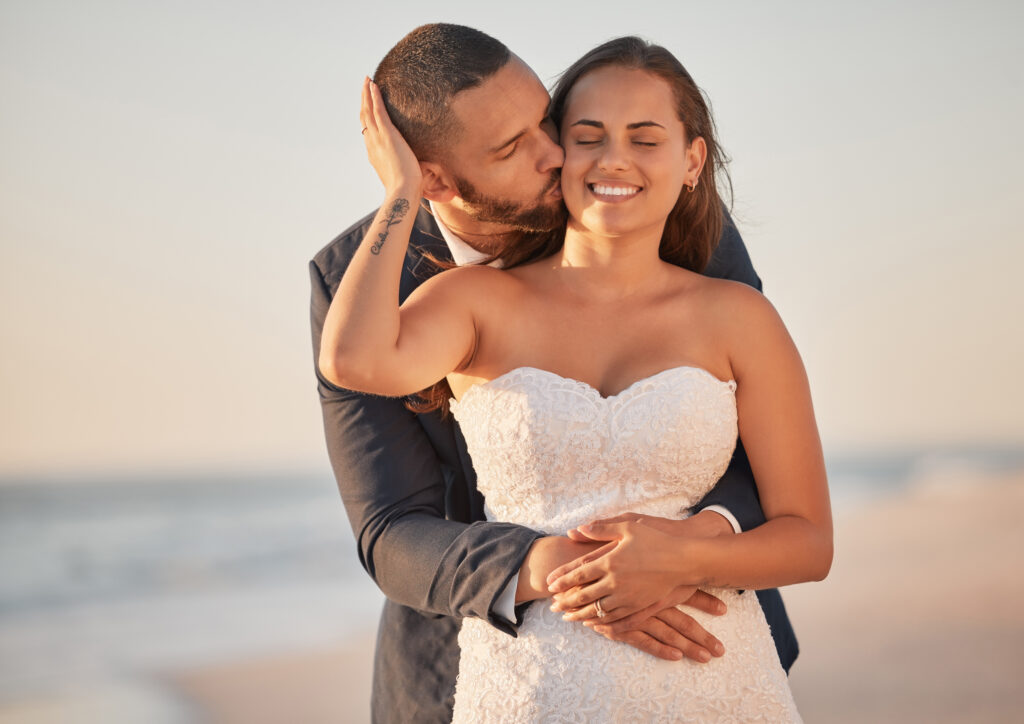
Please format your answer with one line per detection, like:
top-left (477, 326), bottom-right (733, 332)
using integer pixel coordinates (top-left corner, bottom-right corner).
top-left (456, 364), bottom-right (736, 405)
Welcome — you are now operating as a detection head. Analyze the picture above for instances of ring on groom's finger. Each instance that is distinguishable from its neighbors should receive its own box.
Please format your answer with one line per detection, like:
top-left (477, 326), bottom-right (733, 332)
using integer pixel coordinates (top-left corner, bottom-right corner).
top-left (595, 598), bottom-right (607, 619)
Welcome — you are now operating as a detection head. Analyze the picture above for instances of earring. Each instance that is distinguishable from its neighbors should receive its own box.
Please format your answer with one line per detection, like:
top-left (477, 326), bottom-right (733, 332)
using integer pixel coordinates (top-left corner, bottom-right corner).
top-left (685, 180), bottom-right (697, 193)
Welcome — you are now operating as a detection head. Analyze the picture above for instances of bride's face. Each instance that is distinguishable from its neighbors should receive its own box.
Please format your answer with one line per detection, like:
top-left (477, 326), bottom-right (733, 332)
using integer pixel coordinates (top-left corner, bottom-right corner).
top-left (559, 66), bottom-right (702, 240)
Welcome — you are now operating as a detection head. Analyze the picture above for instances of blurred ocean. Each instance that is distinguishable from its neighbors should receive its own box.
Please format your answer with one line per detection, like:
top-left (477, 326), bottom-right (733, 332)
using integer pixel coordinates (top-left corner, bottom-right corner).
top-left (0, 472), bottom-right (382, 709)
top-left (2, 447), bottom-right (1022, 712)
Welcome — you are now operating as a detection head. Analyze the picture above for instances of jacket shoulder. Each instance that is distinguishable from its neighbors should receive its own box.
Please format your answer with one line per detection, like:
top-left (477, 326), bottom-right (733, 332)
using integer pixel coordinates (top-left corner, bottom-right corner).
top-left (310, 205), bottom-right (444, 290)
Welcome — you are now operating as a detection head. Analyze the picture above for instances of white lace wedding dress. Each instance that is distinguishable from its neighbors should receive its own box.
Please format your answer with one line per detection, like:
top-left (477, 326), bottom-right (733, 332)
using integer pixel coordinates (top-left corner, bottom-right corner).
top-left (449, 366), bottom-right (800, 723)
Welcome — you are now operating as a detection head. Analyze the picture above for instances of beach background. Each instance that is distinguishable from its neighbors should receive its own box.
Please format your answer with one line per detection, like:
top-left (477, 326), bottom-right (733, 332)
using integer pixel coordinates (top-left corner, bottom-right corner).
top-left (2, 1), bottom-right (1022, 722)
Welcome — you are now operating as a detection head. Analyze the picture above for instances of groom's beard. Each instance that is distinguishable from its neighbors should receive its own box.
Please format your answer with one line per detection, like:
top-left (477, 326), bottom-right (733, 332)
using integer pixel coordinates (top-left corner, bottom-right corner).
top-left (453, 170), bottom-right (567, 233)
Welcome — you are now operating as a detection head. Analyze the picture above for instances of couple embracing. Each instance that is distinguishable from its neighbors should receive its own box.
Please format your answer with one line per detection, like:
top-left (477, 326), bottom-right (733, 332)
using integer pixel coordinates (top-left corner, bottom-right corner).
top-left (310, 23), bottom-right (832, 723)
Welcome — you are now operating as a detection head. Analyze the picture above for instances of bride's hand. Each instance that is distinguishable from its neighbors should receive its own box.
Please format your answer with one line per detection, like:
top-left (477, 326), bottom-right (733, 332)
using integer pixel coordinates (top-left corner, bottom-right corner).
top-left (546, 520), bottom-right (685, 622)
top-left (360, 77), bottom-right (423, 196)
top-left (546, 513), bottom-right (730, 623)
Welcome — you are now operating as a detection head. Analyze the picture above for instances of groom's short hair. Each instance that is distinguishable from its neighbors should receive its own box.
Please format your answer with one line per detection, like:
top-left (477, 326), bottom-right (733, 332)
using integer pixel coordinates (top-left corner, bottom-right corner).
top-left (373, 24), bottom-right (511, 162)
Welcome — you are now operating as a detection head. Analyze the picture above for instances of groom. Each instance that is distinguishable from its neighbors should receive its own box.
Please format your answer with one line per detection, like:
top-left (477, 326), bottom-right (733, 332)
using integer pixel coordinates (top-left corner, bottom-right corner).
top-left (310, 23), bottom-right (797, 723)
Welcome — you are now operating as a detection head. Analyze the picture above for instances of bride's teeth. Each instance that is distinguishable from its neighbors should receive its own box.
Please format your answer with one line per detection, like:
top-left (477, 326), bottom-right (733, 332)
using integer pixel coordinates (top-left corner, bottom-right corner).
top-left (592, 184), bottom-right (638, 197)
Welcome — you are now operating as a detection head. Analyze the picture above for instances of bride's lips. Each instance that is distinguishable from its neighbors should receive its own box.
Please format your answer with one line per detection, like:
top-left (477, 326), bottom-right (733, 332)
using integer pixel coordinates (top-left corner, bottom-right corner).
top-left (587, 182), bottom-right (642, 203)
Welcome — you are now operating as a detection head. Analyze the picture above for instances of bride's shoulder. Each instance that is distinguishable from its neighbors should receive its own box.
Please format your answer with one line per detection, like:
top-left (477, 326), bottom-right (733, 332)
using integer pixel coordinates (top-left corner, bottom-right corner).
top-left (414, 264), bottom-right (524, 307)
top-left (693, 276), bottom-right (785, 334)
top-left (425, 263), bottom-right (516, 288)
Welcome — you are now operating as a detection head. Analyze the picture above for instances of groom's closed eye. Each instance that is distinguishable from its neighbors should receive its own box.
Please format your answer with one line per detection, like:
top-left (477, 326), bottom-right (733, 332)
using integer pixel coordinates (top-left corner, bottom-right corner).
top-left (490, 130), bottom-right (526, 159)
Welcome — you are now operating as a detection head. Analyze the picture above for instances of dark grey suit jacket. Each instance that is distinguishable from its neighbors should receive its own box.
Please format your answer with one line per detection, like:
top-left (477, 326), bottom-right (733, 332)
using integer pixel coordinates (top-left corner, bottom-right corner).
top-left (309, 204), bottom-right (798, 724)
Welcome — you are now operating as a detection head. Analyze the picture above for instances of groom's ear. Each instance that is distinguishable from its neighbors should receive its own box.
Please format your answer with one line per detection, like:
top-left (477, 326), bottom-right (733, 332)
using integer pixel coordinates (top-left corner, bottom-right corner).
top-left (420, 162), bottom-right (458, 203)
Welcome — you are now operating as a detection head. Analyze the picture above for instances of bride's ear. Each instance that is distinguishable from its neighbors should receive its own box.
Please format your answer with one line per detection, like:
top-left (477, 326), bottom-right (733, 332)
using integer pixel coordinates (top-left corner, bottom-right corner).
top-left (685, 137), bottom-right (708, 184)
top-left (420, 162), bottom-right (457, 203)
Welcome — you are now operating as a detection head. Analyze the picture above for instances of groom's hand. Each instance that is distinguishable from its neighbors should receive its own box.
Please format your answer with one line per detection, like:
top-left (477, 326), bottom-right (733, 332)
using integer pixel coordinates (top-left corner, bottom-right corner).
top-left (585, 590), bottom-right (727, 663)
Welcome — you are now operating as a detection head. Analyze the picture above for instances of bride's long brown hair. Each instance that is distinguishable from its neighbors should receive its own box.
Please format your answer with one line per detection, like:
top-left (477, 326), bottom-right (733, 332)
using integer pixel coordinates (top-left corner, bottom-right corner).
top-left (409, 36), bottom-right (730, 415)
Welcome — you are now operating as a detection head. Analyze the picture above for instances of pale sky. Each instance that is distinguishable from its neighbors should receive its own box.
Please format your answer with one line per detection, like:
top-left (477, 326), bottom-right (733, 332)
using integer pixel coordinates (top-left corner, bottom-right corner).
top-left (1, 0), bottom-right (1021, 476)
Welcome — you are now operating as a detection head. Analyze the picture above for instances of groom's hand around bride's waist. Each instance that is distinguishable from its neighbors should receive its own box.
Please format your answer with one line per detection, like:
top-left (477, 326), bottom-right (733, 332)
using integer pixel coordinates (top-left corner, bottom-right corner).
top-left (585, 594), bottom-right (727, 663)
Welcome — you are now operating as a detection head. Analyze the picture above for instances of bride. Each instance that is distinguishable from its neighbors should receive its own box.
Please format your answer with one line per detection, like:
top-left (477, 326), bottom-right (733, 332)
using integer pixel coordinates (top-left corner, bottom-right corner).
top-left (321, 36), bottom-right (831, 723)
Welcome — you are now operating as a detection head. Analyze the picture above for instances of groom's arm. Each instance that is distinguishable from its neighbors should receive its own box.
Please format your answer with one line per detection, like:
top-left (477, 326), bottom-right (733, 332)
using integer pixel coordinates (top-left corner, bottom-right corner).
top-left (311, 258), bottom-right (542, 635)
top-left (693, 209), bottom-right (767, 532)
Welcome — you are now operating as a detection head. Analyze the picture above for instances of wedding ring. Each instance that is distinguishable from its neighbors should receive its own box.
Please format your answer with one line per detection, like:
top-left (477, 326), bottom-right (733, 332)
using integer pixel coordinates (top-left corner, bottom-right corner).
top-left (361, 127), bottom-right (368, 134)
top-left (595, 598), bottom-right (607, 619)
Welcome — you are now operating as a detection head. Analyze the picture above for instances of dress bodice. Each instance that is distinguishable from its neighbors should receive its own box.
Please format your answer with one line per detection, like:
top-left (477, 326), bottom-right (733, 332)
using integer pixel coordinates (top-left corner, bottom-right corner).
top-left (450, 365), bottom-right (739, 535)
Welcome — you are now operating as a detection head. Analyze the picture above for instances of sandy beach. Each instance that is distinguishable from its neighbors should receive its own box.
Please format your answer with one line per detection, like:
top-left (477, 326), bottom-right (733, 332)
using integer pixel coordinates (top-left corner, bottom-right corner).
top-left (163, 469), bottom-right (1024, 723)
top-left (0, 469), bottom-right (996, 724)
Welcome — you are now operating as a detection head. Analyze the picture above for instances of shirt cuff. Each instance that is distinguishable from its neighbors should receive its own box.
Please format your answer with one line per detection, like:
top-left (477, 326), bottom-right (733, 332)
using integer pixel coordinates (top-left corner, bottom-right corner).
top-left (702, 505), bottom-right (742, 534)
top-left (493, 573), bottom-right (520, 624)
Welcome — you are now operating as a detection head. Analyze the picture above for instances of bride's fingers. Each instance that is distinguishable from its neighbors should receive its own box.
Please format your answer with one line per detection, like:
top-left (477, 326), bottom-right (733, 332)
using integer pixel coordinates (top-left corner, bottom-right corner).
top-left (551, 579), bottom-right (613, 615)
top-left (565, 528), bottom-right (599, 543)
top-left (582, 512), bottom-right (646, 527)
top-left (585, 600), bottom-right (664, 632)
top-left (546, 545), bottom-right (613, 591)
top-left (561, 597), bottom-right (625, 624)
top-left (579, 602), bottom-right (637, 625)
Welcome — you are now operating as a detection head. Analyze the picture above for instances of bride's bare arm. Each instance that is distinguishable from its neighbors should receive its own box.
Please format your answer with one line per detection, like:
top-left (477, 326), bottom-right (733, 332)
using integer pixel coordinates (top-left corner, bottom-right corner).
top-left (547, 284), bottom-right (832, 617)
top-left (319, 79), bottom-right (481, 395)
top-left (692, 285), bottom-right (833, 587)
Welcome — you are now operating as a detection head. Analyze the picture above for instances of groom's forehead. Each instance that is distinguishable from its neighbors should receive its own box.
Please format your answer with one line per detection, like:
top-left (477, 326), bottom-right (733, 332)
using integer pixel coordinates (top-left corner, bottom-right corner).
top-left (449, 57), bottom-right (552, 150)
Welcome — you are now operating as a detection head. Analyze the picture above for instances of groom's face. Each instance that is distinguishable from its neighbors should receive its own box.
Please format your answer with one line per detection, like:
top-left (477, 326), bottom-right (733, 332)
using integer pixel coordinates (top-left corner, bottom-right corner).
top-left (443, 56), bottom-right (567, 232)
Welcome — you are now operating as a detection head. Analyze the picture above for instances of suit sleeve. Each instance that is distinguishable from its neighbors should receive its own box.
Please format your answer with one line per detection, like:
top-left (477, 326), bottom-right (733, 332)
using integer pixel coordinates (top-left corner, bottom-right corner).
top-left (310, 260), bottom-right (541, 635)
top-left (691, 208), bottom-right (767, 532)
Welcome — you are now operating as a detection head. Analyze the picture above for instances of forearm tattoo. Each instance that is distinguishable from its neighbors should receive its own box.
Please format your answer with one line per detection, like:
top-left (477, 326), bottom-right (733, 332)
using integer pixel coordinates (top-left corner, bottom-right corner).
top-left (370, 198), bottom-right (411, 255)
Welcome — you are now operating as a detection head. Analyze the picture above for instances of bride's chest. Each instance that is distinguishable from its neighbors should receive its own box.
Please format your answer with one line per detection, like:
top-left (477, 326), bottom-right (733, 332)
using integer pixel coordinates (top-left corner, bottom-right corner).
top-left (451, 367), bottom-right (739, 519)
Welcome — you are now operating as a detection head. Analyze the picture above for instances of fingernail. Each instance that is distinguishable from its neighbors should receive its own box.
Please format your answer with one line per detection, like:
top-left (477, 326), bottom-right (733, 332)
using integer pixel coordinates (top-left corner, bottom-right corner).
top-left (698, 650), bottom-right (710, 663)
top-left (713, 642), bottom-right (725, 656)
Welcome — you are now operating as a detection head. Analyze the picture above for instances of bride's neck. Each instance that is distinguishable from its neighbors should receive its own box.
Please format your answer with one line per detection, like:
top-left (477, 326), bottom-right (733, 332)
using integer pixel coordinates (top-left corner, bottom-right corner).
top-left (549, 225), bottom-right (666, 301)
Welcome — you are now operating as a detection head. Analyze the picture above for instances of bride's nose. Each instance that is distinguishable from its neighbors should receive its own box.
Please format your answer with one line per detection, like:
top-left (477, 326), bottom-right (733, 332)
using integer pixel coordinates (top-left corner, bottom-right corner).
top-left (597, 138), bottom-right (630, 173)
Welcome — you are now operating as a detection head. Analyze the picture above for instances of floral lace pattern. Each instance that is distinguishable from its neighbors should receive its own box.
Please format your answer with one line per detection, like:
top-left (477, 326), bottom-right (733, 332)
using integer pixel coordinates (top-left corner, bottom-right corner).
top-left (449, 366), bottom-right (801, 723)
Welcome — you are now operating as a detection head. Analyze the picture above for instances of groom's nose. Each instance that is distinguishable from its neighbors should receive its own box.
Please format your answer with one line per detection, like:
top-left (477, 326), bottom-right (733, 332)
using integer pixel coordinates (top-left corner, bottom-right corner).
top-left (536, 126), bottom-right (565, 173)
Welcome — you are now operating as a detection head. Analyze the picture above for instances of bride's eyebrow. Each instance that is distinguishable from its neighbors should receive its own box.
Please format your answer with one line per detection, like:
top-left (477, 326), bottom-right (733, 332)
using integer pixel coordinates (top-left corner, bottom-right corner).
top-left (568, 119), bottom-right (666, 130)
top-left (626, 121), bottom-right (666, 130)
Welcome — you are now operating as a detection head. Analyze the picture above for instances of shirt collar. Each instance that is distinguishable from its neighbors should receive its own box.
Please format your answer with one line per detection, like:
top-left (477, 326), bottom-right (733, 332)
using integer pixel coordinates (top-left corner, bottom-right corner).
top-left (428, 201), bottom-right (500, 267)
